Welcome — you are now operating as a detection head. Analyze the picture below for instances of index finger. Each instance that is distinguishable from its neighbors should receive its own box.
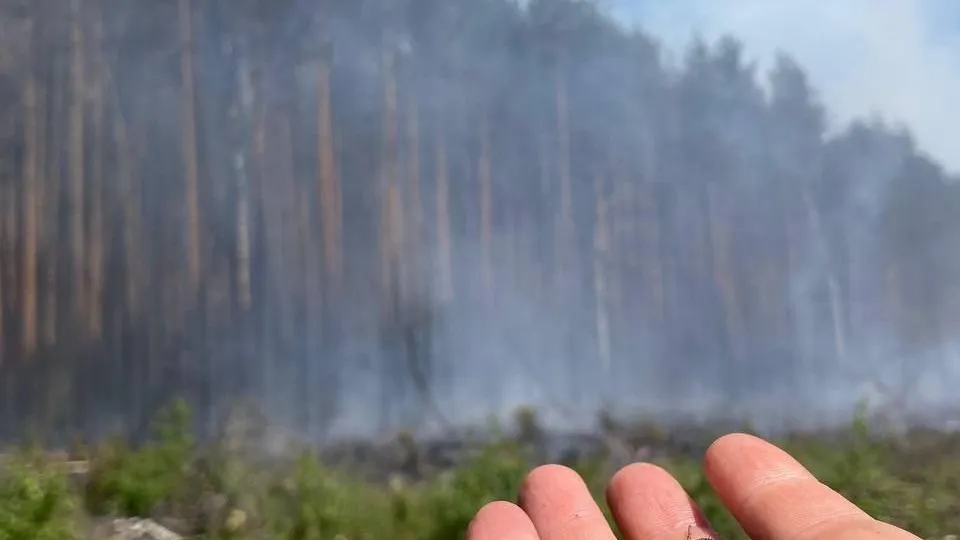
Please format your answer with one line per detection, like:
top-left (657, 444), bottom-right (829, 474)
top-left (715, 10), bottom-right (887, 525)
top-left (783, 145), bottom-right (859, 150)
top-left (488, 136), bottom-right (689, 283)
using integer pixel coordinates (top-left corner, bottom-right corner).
top-left (704, 434), bottom-right (920, 540)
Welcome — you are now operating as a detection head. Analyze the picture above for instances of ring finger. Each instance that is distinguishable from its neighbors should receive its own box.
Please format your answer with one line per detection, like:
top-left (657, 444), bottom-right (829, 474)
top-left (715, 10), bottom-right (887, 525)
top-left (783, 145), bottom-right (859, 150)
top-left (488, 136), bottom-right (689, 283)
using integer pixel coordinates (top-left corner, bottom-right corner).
top-left (607, 462), bottom-right (720, 540)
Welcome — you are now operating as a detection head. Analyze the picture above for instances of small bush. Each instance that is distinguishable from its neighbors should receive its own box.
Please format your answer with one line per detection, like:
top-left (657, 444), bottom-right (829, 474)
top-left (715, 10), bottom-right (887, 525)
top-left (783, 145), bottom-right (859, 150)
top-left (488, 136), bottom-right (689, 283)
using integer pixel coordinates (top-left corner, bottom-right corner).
top-left (84, 399), bottom-right (195, 517)
top-left (0, 450), bottom-right (78, 540)
top-left (4, 402), bottom-right (960, 539)
top-left (423, 438), bottom-right (531, 540)
top-left (260, 451), bottom-right (394, 540)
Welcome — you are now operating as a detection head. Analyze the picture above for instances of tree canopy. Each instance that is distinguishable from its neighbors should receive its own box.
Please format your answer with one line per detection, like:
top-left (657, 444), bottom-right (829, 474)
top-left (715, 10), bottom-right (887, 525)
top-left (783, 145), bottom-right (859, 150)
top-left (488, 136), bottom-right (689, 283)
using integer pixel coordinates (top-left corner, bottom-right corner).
top-left (0, 0), bottom-right (958, 443)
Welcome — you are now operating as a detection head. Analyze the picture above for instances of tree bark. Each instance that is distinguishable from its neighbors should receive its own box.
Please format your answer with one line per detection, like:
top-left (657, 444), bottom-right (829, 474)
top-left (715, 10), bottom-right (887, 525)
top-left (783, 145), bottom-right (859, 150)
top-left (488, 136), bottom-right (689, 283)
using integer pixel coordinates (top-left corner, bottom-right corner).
top-left (69, 0), bottom-right (87, 327)
top-left (593, 168), bottom-right (611, 386)
top-left (87, 6), bottom-right (106, 337)
top-left (405, 83), bottom-right (422, 297)
top-left (706, 183), bottom-right (745, 365)
top-left (0, 182), bottom-right (6, 357)
top-left (434, 130), bottom-right (453, 303)
top-left (234, 53), bottom-right (254, 310)
top-left (178, 0), bottom-right (201, 300)
top-left (478, 114), bottom-right (493, 293)
top-left (21, 21), bottom-right (39, 354)
top-left (43, 16), bottom-right (65, 346)
top-left (317, 54), bottom-right (341, 289)
top-left (114, 88), bottom-right (141, 318)
top-left (554, 66), bottom-right (574, 282)
top-left (379, 41), bottom-right (402, 318)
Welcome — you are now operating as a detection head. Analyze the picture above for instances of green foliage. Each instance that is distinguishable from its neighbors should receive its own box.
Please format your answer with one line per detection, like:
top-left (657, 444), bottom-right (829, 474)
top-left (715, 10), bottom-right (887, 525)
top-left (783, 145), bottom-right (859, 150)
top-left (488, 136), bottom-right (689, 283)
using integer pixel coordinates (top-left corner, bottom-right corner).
top-left (423, 439), bottom-right (531, 540)
top-left (0, 450), bottom-right (78, 540)
top-left (778, 412), bottom-right (939, 536)
top-left (84, 399), bottom-right (195, 517)
top-left (6, 402), bottom-right (960, 539)
top-left (259, 451), bottom-right (394, 540)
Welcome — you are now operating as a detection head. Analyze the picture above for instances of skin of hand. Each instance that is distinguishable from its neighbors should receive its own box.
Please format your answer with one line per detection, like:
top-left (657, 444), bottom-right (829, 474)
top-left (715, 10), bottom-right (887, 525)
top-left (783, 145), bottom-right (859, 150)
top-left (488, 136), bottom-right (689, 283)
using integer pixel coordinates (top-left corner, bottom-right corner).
top-left (467, 433), bottom-right (921, 540)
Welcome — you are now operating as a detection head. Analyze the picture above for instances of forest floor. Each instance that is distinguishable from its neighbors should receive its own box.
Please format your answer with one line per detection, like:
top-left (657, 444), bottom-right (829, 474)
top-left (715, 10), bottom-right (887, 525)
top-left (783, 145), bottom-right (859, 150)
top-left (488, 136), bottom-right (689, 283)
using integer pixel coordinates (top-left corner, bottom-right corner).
top-left (3, 401), bottom-right (960, 540)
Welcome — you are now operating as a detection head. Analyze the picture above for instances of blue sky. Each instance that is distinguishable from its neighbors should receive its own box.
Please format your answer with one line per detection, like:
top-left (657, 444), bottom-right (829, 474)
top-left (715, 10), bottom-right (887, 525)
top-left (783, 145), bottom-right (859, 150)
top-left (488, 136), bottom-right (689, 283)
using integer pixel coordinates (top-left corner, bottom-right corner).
top-left (606, 0), bottom-right (960, 172)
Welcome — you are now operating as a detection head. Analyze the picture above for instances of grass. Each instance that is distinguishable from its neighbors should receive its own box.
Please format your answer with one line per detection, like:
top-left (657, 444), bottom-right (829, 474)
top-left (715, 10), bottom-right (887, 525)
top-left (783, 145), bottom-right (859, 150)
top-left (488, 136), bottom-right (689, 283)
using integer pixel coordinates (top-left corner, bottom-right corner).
top-left (2, 400), bottom-right (959, 539)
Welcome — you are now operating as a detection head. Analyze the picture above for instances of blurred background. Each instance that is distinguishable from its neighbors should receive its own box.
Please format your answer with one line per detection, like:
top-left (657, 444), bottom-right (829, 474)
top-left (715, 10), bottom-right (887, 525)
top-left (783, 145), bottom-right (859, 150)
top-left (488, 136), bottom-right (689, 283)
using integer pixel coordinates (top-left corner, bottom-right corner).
top-left (1, 0), bottom-right (960, 448)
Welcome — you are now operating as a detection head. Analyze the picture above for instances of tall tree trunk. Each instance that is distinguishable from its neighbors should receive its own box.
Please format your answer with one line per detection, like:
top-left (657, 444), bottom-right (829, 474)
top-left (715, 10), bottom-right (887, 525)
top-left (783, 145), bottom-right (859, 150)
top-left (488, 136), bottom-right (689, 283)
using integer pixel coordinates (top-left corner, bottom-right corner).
top-left (298, 168), bottom-right (321, 437)
top-left (554, 66), bottom-right (574, 281)
top-left (258, 101), bottom-right (298, 426)
top-left (298, 179), bottom-right (320, 437)
top-left (593, 168), bottom-right (611, 391)
top-left (0, 169), bottom-right (14, 359)
top-left (234, 53), bottom-right (254, 310)
top-left (21, 23), bottom-right (39, 354)
top-left (236, 155), bottom-right (252, 309)
top-left (66, 0), bottom-right (88, 427)
top-left (405, 84), bottom-right (422, 296)
top-left (827, 272), bottom-right (847, 363)
top-left (2, 175), bottom-right (17, 310)
top-left (802, 188), bottom-right (846, 364)
top-left (178, 0), bottom-right (201, 300)
top-left (0, 182), bottom-right (5, 357)
top-left (114, 87), bottom-right (141, 318)
top-left (277, 111), bottom-right (298, 349)
top-left (43, 24), bottom-right (65, 346)
top-left (434, 130), bottom-right (453, 303)
top-left (69, 0), bottom-right (87, 327)
top-left (652, 183), bottom-right (679, 391)
top-left (706, 183), bottom-right (745, 366)
top-left (379, 43), bottom-right (401, 318)
top-left (87, 7), bottom-right (106, 338)
top-left (252, 79), bottom-right (273, 411)
top-left (317, 54), bottom-right (341, 289)
top-left (478, 114), bottom-right (493, 293)
top-left (536, 129), bottom-right (553, 295)
top-left (34, 45), bottom-right (48, 342)
top-left (644, 184), bottom-right (667, 330)
top-left (690, 181), bottom-right (736, 400)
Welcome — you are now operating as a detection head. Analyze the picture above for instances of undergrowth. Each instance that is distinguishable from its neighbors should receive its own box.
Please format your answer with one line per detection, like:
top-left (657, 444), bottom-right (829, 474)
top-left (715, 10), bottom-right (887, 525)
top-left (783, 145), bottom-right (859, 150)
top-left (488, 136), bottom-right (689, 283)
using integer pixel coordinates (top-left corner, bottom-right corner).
top-left (0, 449), bottom-right (79, 540)
top-left (2, 401), bottom-right (959, 539)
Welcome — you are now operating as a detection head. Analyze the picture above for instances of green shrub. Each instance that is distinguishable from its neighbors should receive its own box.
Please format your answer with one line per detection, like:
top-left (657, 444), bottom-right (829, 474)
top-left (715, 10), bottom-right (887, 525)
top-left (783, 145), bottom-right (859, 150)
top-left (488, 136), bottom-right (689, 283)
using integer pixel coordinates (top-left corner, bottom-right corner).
top-left (4, 401), bottom-right (960, 539)
top-left (84, 398), bottom-right (195, 517)
top-left (423, 439), bottom-right (531, 540)
top-left (260, 451), bottom-right (393, 540)
top-left (0, 450), bottom-right (78, 540)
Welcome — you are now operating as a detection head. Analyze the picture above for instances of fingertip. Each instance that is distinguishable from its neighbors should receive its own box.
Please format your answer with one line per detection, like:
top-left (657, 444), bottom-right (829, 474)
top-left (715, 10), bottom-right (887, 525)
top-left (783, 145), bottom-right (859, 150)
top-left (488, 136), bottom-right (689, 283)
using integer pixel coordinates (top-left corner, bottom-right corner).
top-left (606, 462), bottom-right (673, 500)
top-left (704, 432), bottom-right (814, 485)
top-left (519, 464), bottom-right (615, 540)
top-left (468, 500), bottom-right (539, 540)
top-left (703, 432), bottom-right (874, 540)
top-left (607, 462), bottom-right (711, 539)
top-left (523, 463), bottom-right (582, 486)
top-left (518, 464), bottom-right (584, 507)
top-left (705, 432), bottom-right (766, 458)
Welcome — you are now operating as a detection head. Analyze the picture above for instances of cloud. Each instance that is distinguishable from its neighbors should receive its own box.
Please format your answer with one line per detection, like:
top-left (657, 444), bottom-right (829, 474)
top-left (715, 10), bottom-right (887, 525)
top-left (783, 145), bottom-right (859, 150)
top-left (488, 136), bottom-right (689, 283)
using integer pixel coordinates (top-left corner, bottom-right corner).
top-left (608, 0), bottom-right (960, 172)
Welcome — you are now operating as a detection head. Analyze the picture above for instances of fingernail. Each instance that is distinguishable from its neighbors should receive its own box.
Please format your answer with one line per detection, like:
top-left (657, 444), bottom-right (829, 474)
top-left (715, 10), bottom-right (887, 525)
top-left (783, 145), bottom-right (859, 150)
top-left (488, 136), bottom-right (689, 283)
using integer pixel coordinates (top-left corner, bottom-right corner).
top-left (686, 523), bottom-right (722, 540)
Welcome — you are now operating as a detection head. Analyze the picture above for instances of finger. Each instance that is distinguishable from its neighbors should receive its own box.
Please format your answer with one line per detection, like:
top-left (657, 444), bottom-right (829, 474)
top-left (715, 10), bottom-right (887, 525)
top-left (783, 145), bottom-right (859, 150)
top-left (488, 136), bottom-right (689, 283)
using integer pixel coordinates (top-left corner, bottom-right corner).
top-left (607, 463), bottom-right (716, 540)
top-left (468, 500), bottom-right (540, 540)
top-left (518, 464), bottom-right (616, 540)
top-left (704, 433), bottom-right (919, 540)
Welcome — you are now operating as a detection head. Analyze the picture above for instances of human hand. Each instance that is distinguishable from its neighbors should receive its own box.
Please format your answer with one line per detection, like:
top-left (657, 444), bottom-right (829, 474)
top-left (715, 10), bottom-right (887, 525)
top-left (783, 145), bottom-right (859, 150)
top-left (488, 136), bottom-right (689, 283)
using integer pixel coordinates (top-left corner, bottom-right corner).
top-left (467, 433), bottom-right (920, 540)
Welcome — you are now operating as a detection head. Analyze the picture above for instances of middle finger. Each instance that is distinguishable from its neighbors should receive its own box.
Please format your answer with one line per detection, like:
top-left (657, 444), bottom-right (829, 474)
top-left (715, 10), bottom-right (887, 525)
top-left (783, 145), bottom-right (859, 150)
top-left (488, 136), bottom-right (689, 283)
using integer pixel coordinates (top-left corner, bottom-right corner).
top-left (607, 463), bottom-right (717, 540)
top-left (518, 464), bottom-right (616, 540)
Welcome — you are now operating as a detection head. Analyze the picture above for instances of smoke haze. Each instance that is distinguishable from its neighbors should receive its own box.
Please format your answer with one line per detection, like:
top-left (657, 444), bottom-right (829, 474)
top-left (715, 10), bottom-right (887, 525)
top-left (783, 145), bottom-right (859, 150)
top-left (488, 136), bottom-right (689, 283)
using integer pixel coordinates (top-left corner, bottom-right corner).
top-left (1, 0), bottom-right (959, 446)
top-left (618, 0), bottom-right (960, 171)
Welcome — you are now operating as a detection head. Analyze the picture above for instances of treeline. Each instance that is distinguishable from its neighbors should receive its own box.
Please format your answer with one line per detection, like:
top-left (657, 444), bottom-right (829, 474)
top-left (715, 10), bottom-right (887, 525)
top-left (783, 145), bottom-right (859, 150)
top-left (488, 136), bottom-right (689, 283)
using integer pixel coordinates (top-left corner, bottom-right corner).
top-left (0, 0), bottom-right (958, 444)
